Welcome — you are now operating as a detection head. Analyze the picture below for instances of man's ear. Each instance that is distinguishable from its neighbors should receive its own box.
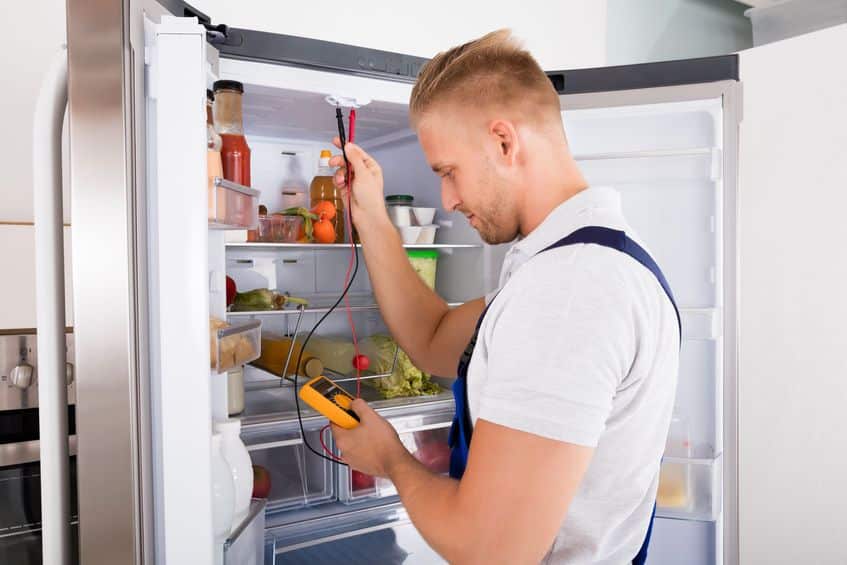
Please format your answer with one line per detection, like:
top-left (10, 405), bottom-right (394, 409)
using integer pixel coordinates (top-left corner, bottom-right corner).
top-left (489, 119), bottom-right (520, 166)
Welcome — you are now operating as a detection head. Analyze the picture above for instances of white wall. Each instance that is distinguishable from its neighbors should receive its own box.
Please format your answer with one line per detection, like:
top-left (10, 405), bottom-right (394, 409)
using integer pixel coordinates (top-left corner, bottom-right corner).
top-left (738, 24), bottom-right (847, 565)
top-left (0, 0), bottom-right (68, 223)
top-left (606, 0), bottom-right (752, 65)
top-left (190, 0), bottom-right (608, 70)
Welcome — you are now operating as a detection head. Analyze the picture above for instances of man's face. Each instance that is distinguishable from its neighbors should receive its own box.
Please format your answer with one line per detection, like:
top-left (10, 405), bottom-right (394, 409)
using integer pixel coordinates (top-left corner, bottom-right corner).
top-left (416, 108), bottom-right (521, 245)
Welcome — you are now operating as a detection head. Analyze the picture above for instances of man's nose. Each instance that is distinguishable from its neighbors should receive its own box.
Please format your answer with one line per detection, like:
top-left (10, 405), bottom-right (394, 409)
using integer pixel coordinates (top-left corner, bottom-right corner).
top-left (441, 181), bottom-right (459, 212)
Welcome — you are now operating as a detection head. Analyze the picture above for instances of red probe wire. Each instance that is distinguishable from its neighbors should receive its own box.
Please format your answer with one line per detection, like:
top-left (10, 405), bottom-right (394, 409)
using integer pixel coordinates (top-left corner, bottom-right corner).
top-left (319, 108), bottom-right (361, 462)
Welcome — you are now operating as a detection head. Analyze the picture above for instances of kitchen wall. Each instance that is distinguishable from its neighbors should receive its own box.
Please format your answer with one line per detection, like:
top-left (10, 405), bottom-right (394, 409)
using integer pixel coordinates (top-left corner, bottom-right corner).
top-left (606, 0), bottom-right (753, 65)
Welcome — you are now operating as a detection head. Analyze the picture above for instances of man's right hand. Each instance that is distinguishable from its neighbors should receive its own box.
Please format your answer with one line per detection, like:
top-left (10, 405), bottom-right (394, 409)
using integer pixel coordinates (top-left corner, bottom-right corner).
top-left (329, 138), bottom-right (390, 236)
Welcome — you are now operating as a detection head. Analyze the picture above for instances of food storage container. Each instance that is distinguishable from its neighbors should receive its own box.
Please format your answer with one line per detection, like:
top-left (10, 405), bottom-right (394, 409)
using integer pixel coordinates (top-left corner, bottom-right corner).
top-left (258, 215), bottom-right (302, 243)
top-left (411, 207), bottom-right (436, 225)
top-left (416, 224), bottom-right (439, 245)
top-left (398, 225), bottom-right (422, 244)
top-left (211, 319), bottom-right (262, 373)
top-left (386, 194), bottom-right (414, 227)
top-left (406, 249), bottom-right (439, 290)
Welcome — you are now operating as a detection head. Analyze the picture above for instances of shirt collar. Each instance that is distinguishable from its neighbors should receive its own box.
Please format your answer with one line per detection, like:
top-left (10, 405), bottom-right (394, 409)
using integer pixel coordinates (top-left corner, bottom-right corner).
top-left (510, 186), bottom-right (623, 258)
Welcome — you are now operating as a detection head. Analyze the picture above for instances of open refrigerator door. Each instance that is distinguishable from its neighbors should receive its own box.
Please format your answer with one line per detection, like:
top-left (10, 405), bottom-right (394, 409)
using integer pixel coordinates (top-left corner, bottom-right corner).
top-left (556, 64), bottom-right (740, 565)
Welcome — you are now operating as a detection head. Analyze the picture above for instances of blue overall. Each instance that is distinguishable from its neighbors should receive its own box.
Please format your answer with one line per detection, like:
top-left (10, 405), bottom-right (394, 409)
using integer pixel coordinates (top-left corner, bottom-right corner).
top-left (447, 226), bottom-right (681, 565)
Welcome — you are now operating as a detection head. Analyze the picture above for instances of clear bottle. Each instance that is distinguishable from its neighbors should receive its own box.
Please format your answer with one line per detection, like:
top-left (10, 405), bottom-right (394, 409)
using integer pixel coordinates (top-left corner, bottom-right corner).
top-left (213, 80), bottom-right (251, 187)
top-left (206, 89), bottom-right (223, 222)
top-left (310, 150), bottom-right (346, 243)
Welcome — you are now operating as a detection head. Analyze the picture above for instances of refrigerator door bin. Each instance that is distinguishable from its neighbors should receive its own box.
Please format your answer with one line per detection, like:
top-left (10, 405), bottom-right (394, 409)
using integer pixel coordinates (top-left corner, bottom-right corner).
top-left (338, 414), bottom-right (452, 504)
top-left (656, 453), bottom-right (722, 522)
top-left (224, 498), bottom-right (266, 565)
top-left (213, 320), bottom-right (262, 373)
top-left (209, 177), bottom-right (261, 230)
top-left (242, 424), bottom-right (335, 512)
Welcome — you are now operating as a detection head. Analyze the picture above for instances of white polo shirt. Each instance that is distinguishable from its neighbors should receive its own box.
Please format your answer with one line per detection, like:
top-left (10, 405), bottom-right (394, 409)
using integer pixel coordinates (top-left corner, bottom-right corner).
top-left (466, 186), bottom-right (680, 564)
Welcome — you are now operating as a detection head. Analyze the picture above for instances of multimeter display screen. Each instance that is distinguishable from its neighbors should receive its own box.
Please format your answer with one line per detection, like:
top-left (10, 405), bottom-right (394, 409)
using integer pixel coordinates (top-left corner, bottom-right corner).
top-left (312, 378), bottom-right (337, 397)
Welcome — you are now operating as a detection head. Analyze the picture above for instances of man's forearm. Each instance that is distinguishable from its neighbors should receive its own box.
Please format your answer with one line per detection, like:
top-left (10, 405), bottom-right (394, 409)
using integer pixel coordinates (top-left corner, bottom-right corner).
top-left (387, 452), bottom-right (471, 563)
top-left (357, 216), bottom-right (449, 364)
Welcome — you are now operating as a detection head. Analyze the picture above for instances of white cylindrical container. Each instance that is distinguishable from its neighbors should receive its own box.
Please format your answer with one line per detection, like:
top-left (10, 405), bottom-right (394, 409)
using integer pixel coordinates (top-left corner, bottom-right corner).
top-left (211, 432), bottom-right (235, 544)
top-left (215, 418), bottom-right (253, 533)
top-left (227, 366), bottom-right (244, 416)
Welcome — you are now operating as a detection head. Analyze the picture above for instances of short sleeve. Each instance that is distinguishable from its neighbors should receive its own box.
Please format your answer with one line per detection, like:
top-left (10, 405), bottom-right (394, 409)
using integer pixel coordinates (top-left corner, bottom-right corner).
top-left (477, 249), bottom-right (637, 446)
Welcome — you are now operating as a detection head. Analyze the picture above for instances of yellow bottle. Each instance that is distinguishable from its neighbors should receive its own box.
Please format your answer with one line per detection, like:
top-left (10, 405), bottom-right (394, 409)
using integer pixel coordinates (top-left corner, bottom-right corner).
top-left (253, 334), bottom-right (324, 379)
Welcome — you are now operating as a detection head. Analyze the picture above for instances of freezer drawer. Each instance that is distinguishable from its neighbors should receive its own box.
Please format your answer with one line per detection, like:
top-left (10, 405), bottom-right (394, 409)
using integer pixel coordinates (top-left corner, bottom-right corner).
top-left (242, 424), bottom-right (335, 512)
top-left (338, 415), bottom-right (452, 504)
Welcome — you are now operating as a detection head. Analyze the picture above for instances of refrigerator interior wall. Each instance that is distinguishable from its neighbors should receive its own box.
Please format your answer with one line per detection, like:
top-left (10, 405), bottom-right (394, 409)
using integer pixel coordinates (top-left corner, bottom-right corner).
top-left (562, 97), bottom-right (726, 563)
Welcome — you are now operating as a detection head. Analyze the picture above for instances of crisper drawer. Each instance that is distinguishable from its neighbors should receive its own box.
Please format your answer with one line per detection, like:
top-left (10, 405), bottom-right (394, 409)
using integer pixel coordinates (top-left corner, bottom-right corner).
top-left (241, 422), bottom-right (335, 512)
top-left (656, 453), bottom-right (722, 521)
top-left (338, 412), bottom-right (452, 504)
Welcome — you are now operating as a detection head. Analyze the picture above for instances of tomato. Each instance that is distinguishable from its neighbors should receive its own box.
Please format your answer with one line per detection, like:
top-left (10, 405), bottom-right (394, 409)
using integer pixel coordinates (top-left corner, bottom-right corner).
top-left (311, 200), bottom-right (337, 221)
top-left (352, 354), bottom-right (370, 371)
top-left (413, 442), bottom-right (451, 474)
top-left (313, 218), bottom-right (336, 244)
top-left (226, 276), bottom-right (237, 307)
top-left (351, 470), bottom-right (375, 491)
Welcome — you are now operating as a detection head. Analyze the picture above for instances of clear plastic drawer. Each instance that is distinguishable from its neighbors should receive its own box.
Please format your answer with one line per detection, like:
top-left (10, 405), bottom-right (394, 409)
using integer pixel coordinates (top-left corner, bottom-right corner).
top-left (339, 420), bottom-right (451, 504)
top-left (656, 453), bottom-right (722, 521)
top-left (244, 427), bottom-right (335, 512)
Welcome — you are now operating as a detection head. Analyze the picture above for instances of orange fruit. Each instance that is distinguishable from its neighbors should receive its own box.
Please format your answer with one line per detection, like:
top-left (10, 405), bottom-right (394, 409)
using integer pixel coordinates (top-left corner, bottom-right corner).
top-left (311, 200), bottom-right (336, 221)
top-left (313, 218), bottom-right (336, 244)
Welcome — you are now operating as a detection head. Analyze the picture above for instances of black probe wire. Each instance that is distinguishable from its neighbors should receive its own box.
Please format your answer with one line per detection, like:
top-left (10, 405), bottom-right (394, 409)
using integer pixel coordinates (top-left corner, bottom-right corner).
top-left (291, 107), bottom-right (357, 466)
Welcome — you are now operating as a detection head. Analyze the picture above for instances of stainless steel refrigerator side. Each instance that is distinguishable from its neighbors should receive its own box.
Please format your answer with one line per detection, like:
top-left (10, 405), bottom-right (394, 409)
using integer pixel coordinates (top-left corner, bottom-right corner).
top-left (67, 1), bottom-right (144, 563)
top-left (559, 80), bottom-right (741, 565)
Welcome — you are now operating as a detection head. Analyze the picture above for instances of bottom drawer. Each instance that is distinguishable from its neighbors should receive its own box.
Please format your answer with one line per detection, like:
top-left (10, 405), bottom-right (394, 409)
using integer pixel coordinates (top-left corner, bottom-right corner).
top-left (339, 422), bottom-right (451, 503)
top-left (656, 453), bottom-right (722, 521)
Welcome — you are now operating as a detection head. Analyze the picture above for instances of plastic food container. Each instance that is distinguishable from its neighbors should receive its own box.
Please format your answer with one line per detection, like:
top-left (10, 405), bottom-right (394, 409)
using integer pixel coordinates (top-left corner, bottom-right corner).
top-left (386, 194), bottom-right (414, 227)
top-left (258, 215), bottom-right (302, 242)
top-left (211, 319), bottom-right (261, 373)
top-left (398, 225), bottom-right (422, 244)
top-left (416, 224), bottom-right (439, 245)
top-left (209, 177), bottom-right (260, 229)
top-left (406, 249), bottom-right (439, 289)
top-left (411, 207), bottom-right (436, 225)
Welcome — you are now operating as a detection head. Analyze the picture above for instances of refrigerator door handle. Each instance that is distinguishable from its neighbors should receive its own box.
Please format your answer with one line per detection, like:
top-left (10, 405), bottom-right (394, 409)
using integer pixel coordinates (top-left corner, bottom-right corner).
top-left (32, 44), bottom-right (71, 565)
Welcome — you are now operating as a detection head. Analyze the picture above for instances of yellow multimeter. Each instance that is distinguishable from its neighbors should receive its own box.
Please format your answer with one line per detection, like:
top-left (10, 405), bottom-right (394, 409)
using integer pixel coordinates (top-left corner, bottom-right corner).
top-left (299, 375), bottom-right (361, 429)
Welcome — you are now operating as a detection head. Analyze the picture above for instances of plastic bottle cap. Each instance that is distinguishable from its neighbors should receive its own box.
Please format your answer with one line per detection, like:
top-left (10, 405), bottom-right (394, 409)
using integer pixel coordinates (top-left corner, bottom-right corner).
top-left (320, 150), bottom-right (332, 158)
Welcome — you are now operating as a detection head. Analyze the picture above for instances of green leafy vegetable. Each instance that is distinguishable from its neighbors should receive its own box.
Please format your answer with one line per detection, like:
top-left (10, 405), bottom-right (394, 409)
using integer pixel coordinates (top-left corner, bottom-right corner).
top-left (366, 335), bottom-right (441, 399)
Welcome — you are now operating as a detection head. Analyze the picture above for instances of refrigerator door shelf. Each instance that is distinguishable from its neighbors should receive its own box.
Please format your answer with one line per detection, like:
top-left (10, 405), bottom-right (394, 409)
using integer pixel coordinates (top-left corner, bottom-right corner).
top-left (209, 177), bottom-right (261, 230)
top-left (223, 498), bottom-right (266, 565)
top-left (656, 453), bottom-right (722, 522)
top-left (212, 319), bottom-right (262, 374)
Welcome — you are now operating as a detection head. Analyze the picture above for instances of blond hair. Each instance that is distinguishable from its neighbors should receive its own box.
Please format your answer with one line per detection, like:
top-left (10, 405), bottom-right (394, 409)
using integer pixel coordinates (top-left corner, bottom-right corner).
top-left (409, 29), bottom-right (560, 127)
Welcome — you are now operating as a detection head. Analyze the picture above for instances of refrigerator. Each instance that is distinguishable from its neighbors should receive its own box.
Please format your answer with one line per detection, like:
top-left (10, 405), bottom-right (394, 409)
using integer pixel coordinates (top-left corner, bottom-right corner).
top-left (23, 0), bottom-right (842, 562)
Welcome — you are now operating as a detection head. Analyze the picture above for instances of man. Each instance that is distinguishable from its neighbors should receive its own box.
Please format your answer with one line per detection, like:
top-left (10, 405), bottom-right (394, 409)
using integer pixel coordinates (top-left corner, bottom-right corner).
top-left (329, 29), bottom-right (680, 564)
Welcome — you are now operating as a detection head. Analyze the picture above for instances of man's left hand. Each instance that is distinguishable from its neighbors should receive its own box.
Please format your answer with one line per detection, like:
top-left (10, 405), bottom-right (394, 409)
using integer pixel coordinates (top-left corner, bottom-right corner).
top-left (331, 398), bottom-right (409, 478)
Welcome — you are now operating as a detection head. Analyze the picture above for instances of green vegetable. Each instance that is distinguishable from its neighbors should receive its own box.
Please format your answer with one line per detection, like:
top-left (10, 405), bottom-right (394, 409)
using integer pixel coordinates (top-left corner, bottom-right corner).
top-left (366, 335), bottom-right (441, 399)
top-left (279, 207), bottom-right (318, 242)
top-left (232, 289), bottom-right (309, 311)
